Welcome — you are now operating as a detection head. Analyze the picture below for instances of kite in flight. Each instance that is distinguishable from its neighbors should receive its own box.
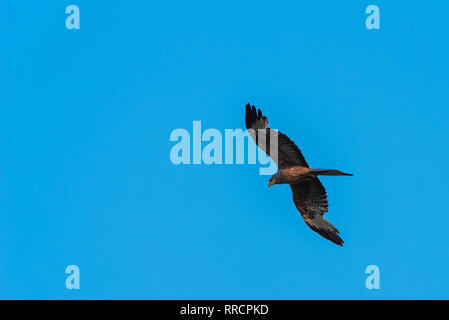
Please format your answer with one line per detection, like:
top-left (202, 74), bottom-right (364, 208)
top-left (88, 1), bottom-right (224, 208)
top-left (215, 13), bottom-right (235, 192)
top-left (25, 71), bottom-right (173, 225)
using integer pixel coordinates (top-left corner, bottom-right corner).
top-left (245, 103), bottom-right (352, 246)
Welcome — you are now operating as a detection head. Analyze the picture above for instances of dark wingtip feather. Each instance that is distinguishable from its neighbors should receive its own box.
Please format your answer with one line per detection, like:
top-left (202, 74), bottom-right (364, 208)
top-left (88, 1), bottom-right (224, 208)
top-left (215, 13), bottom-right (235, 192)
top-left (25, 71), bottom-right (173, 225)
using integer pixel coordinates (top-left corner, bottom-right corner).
top-left (327, 228), bottom-right (344, 246)
top-left (245, 103), bottom-right (268, 130)
top-left (245, 103), bottom-right (260, 129)
top-left (245, 103), bottom-right (252, 129)
top-left (309, 225), bottom-right (344, 246)
top-left (324, 231), bottom-right (344, 246)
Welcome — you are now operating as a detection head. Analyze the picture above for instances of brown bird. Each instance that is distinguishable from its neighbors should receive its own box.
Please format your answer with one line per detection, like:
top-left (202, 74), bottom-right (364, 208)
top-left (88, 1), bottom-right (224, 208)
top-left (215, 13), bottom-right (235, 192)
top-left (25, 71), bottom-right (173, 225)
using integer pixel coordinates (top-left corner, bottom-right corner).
top-left (245, 103), bottom-right (352, 246)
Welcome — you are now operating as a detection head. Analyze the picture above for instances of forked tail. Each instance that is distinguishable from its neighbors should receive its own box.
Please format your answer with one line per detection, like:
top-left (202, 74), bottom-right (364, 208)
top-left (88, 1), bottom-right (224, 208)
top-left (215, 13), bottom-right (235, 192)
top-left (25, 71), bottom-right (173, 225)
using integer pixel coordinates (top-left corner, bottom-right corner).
top-left (309, 169), bottom-right (353, 176)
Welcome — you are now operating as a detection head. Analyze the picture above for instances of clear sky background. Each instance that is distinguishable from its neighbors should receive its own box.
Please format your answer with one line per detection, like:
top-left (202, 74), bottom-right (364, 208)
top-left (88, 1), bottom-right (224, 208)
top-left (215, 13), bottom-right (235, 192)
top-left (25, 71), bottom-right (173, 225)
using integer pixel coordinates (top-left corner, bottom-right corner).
top-left (1, 1), bottom-right (449, 299)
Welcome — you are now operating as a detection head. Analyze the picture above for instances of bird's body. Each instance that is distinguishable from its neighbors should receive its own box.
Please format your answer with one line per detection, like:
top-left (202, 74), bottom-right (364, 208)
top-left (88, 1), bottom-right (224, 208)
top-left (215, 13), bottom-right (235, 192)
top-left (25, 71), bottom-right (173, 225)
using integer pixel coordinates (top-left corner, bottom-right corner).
top-left (245, 103), bottom-right (352, 246)
top-left (276, 166), bottom-right (311, 184)
top-left (271, 167), bottom-right (352, 185)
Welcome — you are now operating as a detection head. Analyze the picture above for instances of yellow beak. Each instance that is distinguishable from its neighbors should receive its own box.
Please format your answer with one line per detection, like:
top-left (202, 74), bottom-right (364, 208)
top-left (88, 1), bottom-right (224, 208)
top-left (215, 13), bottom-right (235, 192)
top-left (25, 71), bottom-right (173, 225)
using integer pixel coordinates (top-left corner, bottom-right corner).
top-left (268, 180), bottom-right (274, 188)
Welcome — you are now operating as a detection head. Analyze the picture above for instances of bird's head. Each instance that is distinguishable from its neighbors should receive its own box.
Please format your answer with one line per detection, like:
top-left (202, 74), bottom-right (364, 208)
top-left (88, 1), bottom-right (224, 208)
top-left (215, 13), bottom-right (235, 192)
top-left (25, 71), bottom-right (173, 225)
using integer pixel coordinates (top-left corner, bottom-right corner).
top-left (268, 175), bottom-right (278, 188)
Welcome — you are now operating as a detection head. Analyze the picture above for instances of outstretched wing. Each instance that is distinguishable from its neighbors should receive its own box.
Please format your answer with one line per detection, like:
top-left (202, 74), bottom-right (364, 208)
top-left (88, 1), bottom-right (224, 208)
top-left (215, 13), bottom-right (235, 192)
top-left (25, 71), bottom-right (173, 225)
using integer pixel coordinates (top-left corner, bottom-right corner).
top-left (290, 179), bottom-right (344, 246)
top-left (245, 103), bottom-right (309, 169)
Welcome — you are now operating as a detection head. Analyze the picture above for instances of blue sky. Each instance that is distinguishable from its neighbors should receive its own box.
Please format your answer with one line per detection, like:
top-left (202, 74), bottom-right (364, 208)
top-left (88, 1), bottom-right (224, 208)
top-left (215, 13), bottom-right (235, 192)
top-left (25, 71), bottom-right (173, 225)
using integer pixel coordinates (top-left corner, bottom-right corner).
top-left (1, 1), bottom-right (449, 299)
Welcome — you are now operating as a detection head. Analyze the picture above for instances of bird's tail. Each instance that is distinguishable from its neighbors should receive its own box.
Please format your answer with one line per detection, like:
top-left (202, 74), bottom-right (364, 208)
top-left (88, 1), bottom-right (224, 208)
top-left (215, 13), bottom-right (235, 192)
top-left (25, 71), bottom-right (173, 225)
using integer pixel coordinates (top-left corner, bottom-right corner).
top-left (309, 169), bottom-right (353, 176)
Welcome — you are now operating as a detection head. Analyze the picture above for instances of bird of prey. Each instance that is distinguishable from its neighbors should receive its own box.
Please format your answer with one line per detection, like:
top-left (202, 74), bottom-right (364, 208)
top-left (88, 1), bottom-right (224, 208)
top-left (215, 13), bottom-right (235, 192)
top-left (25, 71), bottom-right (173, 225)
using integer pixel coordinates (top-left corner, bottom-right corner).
top-left (245, 103), bottom-right (352, 246)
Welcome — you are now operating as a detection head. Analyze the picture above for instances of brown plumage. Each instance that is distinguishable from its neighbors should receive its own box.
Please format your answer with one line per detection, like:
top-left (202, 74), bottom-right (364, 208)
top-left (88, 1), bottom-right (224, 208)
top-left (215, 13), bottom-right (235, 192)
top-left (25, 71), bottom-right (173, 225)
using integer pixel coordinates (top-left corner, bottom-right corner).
top-left (245, 103), bottom-right (353, 246)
